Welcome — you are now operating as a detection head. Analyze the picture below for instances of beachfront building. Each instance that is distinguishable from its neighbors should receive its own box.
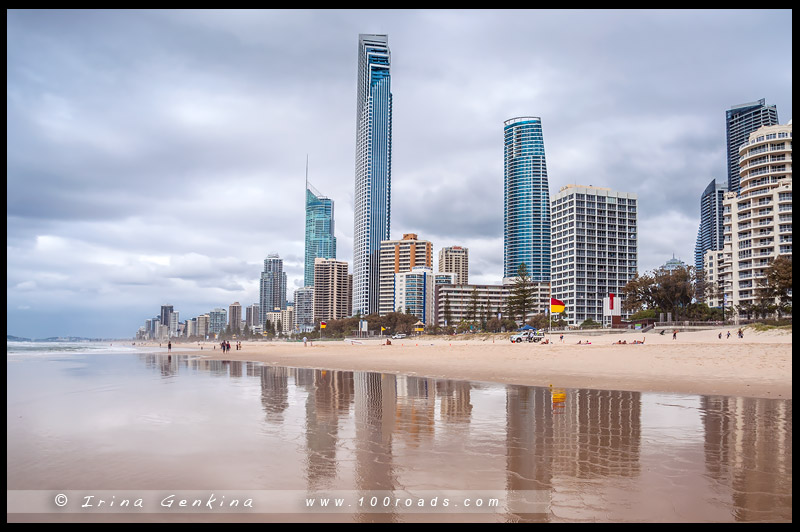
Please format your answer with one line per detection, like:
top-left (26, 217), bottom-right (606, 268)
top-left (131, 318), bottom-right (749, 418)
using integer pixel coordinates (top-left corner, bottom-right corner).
top-left (208, 308), bottom-right (227, 336)
top-left (721, 121), bottom-right (792, 318)
top-left (293, 286), bottom-right (315, 333)
top-left (378, 233), bottom-right (433, 316)
top-left (438, 246), bottom-right (469, 285)
top-left (702, 248), bottom-right (733, 312)
top-left (196, 314), bottom-right (210, 339)
top-left (393, 267), bottom-right (455, 326)
top-left (160, 305), bottom-right (173, 332)
top-left (550, 184), bottom-right (639, 327)
top-left (353, 33), bottom-right (392, 317)
top-left (228, 302), bottom-right (242, 334)
top-left (259, 253), bottom-right (287, 326)
top-left (313, 258), bottom-right (352, 324)
top-left (304, 178), bottom-right (337, 287)
top-left (245, 304), bottom-right (260, 329)
top-left (504, 117), bottom-right (551, 283)
top-left (265, 305), bottom-right (294, 336)
top-left (185, 318), bottom-right (197, 338)
top-left (434, 284), bottom-right (510, 328)
top-left (726, 99), bottom-right (779, 194)
top-left (168, 312), bottom-right (179, 338)
top-left (694, 179), bottom-right (728, 272)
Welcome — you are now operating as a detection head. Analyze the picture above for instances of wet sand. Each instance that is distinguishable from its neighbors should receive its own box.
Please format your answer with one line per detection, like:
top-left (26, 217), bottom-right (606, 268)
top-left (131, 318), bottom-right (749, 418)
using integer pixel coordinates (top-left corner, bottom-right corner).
top-left (165, 327), bottom-right (792, 400)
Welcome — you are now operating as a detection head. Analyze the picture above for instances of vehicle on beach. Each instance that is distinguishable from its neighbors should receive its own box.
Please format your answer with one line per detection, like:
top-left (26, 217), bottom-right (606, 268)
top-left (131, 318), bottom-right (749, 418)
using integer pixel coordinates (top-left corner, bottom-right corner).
top-left (392, 333), bottom-right (407, 339)
top-left (510, 330), bottom-right (546, 343)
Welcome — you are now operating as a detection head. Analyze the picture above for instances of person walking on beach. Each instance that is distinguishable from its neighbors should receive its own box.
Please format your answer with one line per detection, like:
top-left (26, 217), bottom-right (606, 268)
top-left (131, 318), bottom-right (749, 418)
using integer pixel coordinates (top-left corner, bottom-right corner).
top-left (303, 336), bottom-right (307, 347)
top-left (168, 341), bottom-right (172, 353)
top-left (727, 331), bottom-right (731, 339)
top-left (672, 330), bottom-right (677, 340)
top-left (560, 334), bottom-right (564, 343)
top-left (719, 332), bottom-right (722, 340)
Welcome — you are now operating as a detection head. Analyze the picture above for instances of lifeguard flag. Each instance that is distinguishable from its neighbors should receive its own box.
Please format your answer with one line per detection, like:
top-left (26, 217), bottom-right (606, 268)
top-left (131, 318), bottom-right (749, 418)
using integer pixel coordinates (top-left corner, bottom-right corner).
top-left (320, 321), bottom-right (327, 329)
top-left (550, 298), bottom-right (565, 313)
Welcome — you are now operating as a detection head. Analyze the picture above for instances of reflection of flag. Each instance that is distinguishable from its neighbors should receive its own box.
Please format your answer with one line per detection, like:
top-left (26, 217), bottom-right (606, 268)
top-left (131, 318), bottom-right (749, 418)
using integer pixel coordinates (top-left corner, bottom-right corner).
top-left (550, 298), bottom-right (565, 313)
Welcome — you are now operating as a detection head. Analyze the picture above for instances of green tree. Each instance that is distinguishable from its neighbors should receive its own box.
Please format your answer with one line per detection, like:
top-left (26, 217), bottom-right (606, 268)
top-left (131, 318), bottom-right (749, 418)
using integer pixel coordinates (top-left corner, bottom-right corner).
top-left (622, 266), bottom-right (694, 320)
top-left (467, 287), bottom-right (479, 322)
top-left (507, 262), bottom-right (535, 324)
top-left (761, 255), bottom-right (792, 316)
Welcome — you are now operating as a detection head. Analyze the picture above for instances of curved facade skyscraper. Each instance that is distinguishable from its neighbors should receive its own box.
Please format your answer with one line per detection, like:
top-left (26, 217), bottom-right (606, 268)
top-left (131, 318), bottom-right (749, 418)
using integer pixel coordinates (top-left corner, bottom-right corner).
top-left (503, 117), bottom-right (551, 282)
top-left (353, 34), bottom-right (392, 316)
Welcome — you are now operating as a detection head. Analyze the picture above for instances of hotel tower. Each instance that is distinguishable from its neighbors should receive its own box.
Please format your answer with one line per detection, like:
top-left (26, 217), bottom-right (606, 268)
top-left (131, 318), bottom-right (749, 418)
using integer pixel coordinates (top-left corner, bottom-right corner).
top-left (503, 117), bottom-right (551, 283)
top-left (353, 33), bottom-right (392, 317)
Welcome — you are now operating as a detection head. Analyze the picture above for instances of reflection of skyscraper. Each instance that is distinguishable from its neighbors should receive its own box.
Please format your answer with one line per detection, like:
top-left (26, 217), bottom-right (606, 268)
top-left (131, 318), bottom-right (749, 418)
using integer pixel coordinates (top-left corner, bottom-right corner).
top-left (701, 396), bottom-right (792, 521)
top-left (437, 380), bottom-right (473, 423)
top-left (304, 369), bottom-right (355, 489)
top-left (260, 366), bottom-right (289, 423)
top-left (353, 34), bottom-right (392, 317)
top-left (394, 376), bottom-right (436, 446)
top-left (506, 385), bottom-right (553, 523)
top-left (354, 371), bottom-right (397, 522)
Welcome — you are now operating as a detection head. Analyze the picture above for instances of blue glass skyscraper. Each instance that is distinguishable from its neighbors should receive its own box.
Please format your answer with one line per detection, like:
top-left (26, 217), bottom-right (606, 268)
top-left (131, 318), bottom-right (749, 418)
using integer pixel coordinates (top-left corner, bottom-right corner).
top-left (304, 172), bottom-right (336, 287)
top-left (693, 178), bottom-right (727, 272)
top-left (726, 99), bottom-right (778, 194)
top-left (503, 117), bottom-right (551, 282)
top-left (353, 34), bottom-right (392, 316)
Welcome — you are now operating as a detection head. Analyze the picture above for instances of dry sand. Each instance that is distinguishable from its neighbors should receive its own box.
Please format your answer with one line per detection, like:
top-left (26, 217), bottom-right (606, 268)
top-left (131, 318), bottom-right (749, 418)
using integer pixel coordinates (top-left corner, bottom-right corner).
top-left (166, 327), bottom-right (792, 399)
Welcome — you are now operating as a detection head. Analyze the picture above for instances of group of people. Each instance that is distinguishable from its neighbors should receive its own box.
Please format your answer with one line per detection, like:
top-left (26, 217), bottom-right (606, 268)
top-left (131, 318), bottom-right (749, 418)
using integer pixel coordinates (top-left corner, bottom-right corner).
top-left (613, 338), bottom-right (645, 345)
top-left (219, 341), bottom-right (242, 353)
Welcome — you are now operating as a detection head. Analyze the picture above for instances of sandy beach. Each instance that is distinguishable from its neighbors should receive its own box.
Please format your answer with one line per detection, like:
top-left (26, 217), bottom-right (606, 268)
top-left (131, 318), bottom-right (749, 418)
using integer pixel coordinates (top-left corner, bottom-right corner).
top-left (163, 327), bottom-right (792, 400)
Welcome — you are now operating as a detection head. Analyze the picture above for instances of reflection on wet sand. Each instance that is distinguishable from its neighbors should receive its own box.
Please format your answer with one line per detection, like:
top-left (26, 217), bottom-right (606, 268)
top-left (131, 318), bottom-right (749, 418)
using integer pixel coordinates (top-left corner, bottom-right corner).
top-left (701, 396), bottom-right (792, 522)
top-left (7, 353), bottom-right (790, 522)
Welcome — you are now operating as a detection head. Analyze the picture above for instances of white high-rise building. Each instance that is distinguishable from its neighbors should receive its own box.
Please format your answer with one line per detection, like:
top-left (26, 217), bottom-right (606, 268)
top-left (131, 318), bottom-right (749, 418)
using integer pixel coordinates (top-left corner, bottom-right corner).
top-left (721, 121), bottom-right (792, 317)
top-left (294, 286), bottom-right (315, 332)
top-left (551, 185), bottom-right (638, 327)
top-left (394, 266), bottom-right (454, 326)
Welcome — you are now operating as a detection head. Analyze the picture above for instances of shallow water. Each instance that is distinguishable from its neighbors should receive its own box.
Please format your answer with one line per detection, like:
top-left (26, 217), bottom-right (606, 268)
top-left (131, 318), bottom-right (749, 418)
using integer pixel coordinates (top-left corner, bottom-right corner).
top-left (6, 349), bottom-right (792, 522)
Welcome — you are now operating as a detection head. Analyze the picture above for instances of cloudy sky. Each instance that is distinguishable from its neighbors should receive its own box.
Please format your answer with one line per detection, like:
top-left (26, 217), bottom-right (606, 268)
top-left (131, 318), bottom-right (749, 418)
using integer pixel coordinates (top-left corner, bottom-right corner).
top-left (7, 9), bottom-right (792, 339)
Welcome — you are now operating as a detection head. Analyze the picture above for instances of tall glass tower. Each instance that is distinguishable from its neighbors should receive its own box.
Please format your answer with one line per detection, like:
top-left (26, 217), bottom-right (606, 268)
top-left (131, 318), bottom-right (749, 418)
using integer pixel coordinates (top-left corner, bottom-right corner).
top-left (503, 117), bottom-right (551, 282)
top-left (353, 33), bottom-right (392, 316)
top-left (304, 173), bottom-right (336, 287)
top-left (726, 99), bottom-right (778, 194)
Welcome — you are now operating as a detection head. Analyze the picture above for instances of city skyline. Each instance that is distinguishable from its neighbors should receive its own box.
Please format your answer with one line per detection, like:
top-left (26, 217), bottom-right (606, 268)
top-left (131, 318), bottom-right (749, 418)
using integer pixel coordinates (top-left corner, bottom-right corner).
top-left (7, 10), bottom-right (792, 338)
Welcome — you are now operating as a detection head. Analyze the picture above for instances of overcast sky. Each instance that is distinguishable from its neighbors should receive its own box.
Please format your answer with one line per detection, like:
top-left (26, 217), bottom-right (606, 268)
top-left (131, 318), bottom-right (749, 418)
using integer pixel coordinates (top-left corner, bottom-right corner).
top-left (7, 9), bottom-right (792, 339)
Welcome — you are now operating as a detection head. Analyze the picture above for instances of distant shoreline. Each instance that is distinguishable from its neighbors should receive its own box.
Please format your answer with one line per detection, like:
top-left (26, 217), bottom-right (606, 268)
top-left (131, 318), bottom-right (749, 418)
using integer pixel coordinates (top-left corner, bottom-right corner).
top-left (145, 327), bottom-right (793, 400)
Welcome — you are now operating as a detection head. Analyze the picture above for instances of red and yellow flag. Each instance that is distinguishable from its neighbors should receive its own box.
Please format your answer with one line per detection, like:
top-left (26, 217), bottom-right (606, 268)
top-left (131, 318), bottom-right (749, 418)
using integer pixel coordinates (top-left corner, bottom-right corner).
top-left (550, 298), bottom-right (565, 313)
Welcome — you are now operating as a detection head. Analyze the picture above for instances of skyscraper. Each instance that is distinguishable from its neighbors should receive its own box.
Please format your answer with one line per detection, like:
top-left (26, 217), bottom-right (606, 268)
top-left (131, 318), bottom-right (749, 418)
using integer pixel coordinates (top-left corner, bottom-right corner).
top-left (503, 117), bottom-right (551, 282)
top-left (313, 258), bottom-right (352, 324)
top-left (160, 305), bottom-right (173, 330)
top-left (694, 179), bottom-right (728, 272)
top-left (551, 185), bottom-right (638, 327)
top-left (353, 33), bottom-right (392, 316)
top-left (259, 253), bottom-right (287, 326)
top-left (228, 302), bottom-right (242, 333)
top-left (378, 233), bottom-right (433, 316)
top-left (726, 99), bottom-right (778, 193)
top-left (304, 162), bottom-right (336, 287)
top-left (438, 246), bottom-right (469, 285)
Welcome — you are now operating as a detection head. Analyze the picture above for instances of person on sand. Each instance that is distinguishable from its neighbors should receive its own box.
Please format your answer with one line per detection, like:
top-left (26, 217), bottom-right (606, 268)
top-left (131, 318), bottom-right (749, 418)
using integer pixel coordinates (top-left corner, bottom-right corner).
top-left (727, 331), bottom-right (731, 339)
top-left (168, 341), bottom-right (172, 353)
top-left (673, 330), bottom-right (677, 340)
top-left (303, 336), bottom-right (307, 347)
top-left (719, 332), bottom-right (723, 339)
top-left (560, 334), bottom-right (564, 343)
top-left (386, 339), bottom-right (392, 346)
